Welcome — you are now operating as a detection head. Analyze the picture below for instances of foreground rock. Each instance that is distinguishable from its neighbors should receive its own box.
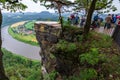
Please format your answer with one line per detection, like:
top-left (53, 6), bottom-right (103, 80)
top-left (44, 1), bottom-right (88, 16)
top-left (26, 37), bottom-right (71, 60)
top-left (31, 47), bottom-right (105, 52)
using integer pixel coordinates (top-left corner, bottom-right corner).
top-left (34, 21), bottom-right (83, 79)
top-left (34, 21), bottom-right (61, 79)
top-left (35, 21), bottom-right (120, 80)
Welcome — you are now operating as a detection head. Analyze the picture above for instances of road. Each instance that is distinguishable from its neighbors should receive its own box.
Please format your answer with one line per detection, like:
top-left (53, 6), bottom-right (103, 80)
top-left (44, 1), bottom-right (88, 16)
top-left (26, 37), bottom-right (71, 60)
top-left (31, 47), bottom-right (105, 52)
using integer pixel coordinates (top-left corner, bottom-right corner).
top-left (2, 26), bottom-right (41, 60)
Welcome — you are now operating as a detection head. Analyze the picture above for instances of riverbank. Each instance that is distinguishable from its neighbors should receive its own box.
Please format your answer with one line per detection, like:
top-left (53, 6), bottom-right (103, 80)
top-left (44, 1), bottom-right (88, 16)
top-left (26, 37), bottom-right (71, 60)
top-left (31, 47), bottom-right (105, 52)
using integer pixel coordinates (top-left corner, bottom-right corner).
top-left (9, 21), bottom-right (38, 46)
top-left (2, 26), bottom-right (41, 60)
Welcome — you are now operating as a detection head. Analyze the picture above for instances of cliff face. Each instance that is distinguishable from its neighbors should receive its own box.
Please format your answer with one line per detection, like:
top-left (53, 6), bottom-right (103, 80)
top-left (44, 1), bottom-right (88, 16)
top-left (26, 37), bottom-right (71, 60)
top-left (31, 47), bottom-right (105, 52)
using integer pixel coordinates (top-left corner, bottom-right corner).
top-left (34, 22), bottom-right (83, 79)
top-left (34, 21), bottom-right (62, 79)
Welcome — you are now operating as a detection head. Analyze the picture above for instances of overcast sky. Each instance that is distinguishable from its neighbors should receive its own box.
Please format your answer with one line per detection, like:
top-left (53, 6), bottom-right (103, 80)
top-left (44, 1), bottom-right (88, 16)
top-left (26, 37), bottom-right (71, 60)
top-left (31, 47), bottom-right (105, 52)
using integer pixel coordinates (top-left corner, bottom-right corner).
top-left (2, 0), bottom-right (120, 13)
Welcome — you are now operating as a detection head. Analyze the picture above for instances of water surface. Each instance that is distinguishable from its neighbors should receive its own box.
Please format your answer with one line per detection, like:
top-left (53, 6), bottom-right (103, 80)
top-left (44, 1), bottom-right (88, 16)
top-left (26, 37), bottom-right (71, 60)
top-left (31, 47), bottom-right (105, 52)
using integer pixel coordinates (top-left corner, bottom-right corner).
top-left (2, 26), bottom-right (41, 60)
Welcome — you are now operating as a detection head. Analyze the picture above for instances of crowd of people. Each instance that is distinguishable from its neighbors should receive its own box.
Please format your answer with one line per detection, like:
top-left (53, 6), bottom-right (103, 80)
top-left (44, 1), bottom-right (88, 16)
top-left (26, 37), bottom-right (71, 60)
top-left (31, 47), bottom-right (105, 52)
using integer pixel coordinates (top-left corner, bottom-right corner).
top-left (67, 13), bottom-right (120, 35)
top-left (67, 13), bottom-right (80, 26)
top-left (67, 13), bottom-right (86, 26)
top-left (92, 14), bottom-right (120, 35)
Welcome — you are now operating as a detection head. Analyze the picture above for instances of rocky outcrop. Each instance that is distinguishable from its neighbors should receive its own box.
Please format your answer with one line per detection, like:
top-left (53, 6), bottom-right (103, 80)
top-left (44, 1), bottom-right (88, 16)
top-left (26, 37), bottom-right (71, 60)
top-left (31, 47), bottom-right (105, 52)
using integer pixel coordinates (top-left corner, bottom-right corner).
top-left (34, 21), bottom-right (83, 79)
top-left (34, 21), bottom-right (62, 79)
top-left (35, 21), bottom-right (120, 80)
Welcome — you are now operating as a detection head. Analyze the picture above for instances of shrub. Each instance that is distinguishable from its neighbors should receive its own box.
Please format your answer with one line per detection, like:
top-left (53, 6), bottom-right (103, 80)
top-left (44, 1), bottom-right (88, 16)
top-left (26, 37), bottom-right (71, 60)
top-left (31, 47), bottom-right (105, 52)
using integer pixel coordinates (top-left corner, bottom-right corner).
top-left (79, 48), bottom-right (99, 66)
top-left (80, 68), bottom-right (97, 80)
top-left (56, 40), bottom-right (77, 52)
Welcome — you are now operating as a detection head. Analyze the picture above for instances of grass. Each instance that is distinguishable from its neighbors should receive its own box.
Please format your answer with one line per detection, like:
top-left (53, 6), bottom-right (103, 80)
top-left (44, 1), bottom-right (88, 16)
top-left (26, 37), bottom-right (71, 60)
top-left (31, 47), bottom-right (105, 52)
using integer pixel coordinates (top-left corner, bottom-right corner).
top-left (8, 26), bottom-right (39, 46)
top-left (24, 21), bottom-right (36, 30)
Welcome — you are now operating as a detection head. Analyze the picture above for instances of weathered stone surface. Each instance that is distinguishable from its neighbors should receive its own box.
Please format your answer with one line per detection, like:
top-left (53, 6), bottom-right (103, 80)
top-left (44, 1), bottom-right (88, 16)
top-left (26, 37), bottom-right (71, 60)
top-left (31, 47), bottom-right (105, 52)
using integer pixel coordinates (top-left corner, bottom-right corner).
top-left (34, 21), bottom-right (61, 79)
top-left (34, 21), bottom-right (83, 79)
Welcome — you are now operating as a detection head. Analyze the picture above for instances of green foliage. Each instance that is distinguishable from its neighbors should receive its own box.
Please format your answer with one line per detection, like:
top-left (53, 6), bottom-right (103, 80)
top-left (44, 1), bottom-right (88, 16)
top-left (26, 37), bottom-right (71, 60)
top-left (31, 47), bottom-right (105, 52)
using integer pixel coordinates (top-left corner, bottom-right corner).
top-left (56, 40), bottom-right (67, 51)
top-left (2, 48), bottom-right (41, 80)
top-left (89, 32), bottom-right (112, 48)
top-left (44, 70), bottom-right (58, 80)
top-left (79, 47), bottom-right (107, 66)
top-left (75, 0), bottom-right (116, 13)
top-left (64, 76), bottom-right (80, 80)
top-left (80, 68), bottom-right (97, 80)
top-left (101, 54), bottom-right (120, 76)
top-left (39, 0), bottom-right (73, 10)
top-left (80, 48), bottom-right (99, 66)
top-left (27, 71), bottom-right (42, 80)
top-left (100, 34), bottom-right (112, 47)
top-left (63, 24), bottom-right (79, 31)
top-left (77, 35), bottom-right (83, 42)
top-left (63, 24), bottom-right (83, 38)
top-left (63, 20), bottom-right (71, 26)
top-left (49, 70), bottom-right (58, 80)
top-left (1, 0), bottom-right (27, 12)
top-left (50, 54), bottom-right (55, 59)
top-left (53, 31), bottom-right (120, 79)
top-left (56, 40), bottom-right (77, 52)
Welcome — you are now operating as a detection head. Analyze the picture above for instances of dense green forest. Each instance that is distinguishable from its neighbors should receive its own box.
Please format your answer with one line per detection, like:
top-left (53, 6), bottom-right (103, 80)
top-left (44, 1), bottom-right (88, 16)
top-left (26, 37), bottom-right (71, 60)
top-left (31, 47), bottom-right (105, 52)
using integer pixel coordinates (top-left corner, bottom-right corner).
top-left (2, 48), bottom-right (42, 80)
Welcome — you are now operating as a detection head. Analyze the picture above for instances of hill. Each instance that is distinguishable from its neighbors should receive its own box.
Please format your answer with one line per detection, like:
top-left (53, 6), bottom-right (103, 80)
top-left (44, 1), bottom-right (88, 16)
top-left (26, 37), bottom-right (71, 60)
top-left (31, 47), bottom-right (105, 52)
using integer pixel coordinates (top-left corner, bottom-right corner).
top-left (2, 11), bottom-right (58, 27)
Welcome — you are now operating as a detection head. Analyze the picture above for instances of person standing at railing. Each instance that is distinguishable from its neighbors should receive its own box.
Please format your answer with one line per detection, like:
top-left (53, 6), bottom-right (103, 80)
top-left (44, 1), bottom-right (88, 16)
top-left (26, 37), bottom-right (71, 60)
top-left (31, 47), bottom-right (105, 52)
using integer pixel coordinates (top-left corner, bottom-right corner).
top-left (80, 15), bottom-right (86, 28)
top-left (104, 14), bottom-right (112, 35)
top-left (70, 14), bottom-right (75, 25)
top-left (75, 14), bottom-right (79, 26)
top-left (92, 14), bottom-right (100, 31)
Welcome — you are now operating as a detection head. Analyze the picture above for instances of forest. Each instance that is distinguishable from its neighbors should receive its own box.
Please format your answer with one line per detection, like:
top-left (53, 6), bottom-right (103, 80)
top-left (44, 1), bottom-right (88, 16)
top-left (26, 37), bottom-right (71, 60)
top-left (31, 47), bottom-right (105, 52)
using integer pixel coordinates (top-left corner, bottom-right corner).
top-left (2, 48), bottom-right (42, 80)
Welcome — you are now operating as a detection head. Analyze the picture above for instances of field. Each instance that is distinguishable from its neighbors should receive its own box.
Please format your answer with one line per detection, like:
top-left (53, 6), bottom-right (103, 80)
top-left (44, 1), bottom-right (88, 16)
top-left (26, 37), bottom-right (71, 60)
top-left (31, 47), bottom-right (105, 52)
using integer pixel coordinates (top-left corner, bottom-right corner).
top-left (9, 21), bottom-right (38, 46)
top-left (11, 21), bottom-right (27, 28)
top-left (24, 21), bottom-right (36, 30)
